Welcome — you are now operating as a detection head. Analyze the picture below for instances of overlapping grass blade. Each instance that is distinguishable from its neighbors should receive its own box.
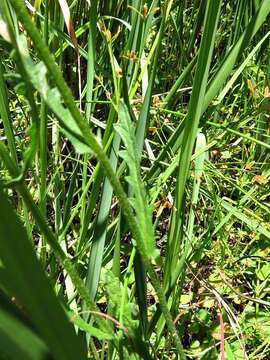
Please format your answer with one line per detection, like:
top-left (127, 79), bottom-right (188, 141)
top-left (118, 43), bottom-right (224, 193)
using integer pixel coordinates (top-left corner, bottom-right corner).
top-left (165, 0), bottom-right (222, 286)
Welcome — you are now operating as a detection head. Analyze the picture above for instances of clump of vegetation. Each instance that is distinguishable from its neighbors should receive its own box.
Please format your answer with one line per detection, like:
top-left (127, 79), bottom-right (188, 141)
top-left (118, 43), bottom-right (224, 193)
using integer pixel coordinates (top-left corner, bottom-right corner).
top-left (0, 0), bottom-right (270, 359)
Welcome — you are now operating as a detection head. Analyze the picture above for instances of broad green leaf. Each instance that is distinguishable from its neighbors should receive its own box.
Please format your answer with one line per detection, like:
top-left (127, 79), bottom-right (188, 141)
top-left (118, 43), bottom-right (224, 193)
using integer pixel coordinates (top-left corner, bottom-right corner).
top-left (105, 270), bottom-right (139, 333)
top-left (0, 291), bottom-right (50, 360)
top-left (225, 341), bottom-right (236, 360)
top-left (0, 186), bottom-right (86, 360)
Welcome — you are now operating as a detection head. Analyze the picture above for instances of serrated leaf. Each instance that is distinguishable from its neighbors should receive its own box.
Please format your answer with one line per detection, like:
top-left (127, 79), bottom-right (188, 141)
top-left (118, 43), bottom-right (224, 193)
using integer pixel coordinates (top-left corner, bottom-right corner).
top-left (68, 312), bottom-right (114, 341)
top-left (16, 34), bottom-right (90, 154)
top-left (105, 271), bottom-right (139, 333)
top-left (115, 101), bottom-right (159, 260)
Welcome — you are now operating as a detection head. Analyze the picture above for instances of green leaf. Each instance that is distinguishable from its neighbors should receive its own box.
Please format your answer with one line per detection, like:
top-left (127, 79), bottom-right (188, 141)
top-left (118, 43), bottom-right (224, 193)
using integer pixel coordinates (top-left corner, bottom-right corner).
top-left (0, 186), bottom-right (87, 360)
top-left (225, 341), bottom-right (235, 360)
top-left (165, 0), bottom-right (222, 284)
top-left (105, 270), bottom-right (139, 333)
top-left (115, 101), bottom-right (159, 260)
top-left (0, 291), bottom-right (50, 360)
top-left (256, 263), bottom-right (270, 281)
top-left (68, 312), bottom-right (114, 341)
top-left (16, 34), bottom-right (91, 154)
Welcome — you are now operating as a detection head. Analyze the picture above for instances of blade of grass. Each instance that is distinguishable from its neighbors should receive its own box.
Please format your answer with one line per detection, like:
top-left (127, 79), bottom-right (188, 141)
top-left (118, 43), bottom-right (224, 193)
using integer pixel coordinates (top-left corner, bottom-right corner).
top-left (204, 0), bottom-right (270, 112)
top-left (85, 133), bottom-right (121, 300)
top-left (165, 0), bottom-right (222, 287)
top-left (0, 186), bottom-right (87, 360)
top-left (0, 61), bottom-right (17, 163)
top-left (0, 291), bottom-right (50, 360)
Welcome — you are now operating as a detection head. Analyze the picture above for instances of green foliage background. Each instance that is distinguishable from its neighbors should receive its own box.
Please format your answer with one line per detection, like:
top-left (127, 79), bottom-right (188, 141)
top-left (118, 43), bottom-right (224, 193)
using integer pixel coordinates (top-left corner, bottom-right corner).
top-left (0, 0), bottom-right (270, 358)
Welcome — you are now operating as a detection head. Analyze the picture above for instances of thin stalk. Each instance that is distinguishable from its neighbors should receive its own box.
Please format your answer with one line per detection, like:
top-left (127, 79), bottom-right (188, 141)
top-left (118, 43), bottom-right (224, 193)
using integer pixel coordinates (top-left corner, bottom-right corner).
top-left (0, 61), bottom-right (17, 163)
top-left (85, 0), bottom-right (97, 121)
top-left (39, 0), bottom-right (49, 217)
top-left (39, 0), bottom-right (49, 264)
top-left (79, 0), bottom-right (98, 246)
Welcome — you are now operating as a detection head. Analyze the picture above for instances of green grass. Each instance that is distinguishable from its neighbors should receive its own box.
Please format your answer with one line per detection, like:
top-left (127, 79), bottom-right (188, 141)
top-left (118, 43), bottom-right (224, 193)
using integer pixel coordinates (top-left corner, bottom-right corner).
top-left (0, 0), bottom-right (270, 359)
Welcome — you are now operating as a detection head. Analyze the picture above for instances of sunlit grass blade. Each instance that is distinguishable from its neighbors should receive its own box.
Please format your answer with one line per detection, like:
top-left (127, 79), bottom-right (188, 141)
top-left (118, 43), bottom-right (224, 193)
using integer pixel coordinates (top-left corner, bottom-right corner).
top-left (203, 0), bottom-right (270, 112)
top-left (0, 61), bottom-right (17, 163)
top-left (85, 133), bottom-right (121, 300)
top-left (165, 0), bottom-right (222, 286)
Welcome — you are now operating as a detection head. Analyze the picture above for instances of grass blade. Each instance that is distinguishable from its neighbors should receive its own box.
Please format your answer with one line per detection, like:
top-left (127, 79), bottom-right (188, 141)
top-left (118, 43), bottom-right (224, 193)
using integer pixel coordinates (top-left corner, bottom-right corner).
top-left (0, 186), bottom-right (87, 360)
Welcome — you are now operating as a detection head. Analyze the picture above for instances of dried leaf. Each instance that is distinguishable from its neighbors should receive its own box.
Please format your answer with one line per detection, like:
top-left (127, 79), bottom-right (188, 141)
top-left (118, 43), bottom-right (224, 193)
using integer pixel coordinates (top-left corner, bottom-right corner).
top-left (148, 127), bottom-right (157, 135)
top-left (247, 79), bottom-right (256, 96)
top-left (251, 175), bottom-right (268, 185)
top-left (264, 86), bottom-right (270, 98)
top-left (152, 95), bottom-right (161, 107)
top-left (58, 0), bottom-right (78, 52)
